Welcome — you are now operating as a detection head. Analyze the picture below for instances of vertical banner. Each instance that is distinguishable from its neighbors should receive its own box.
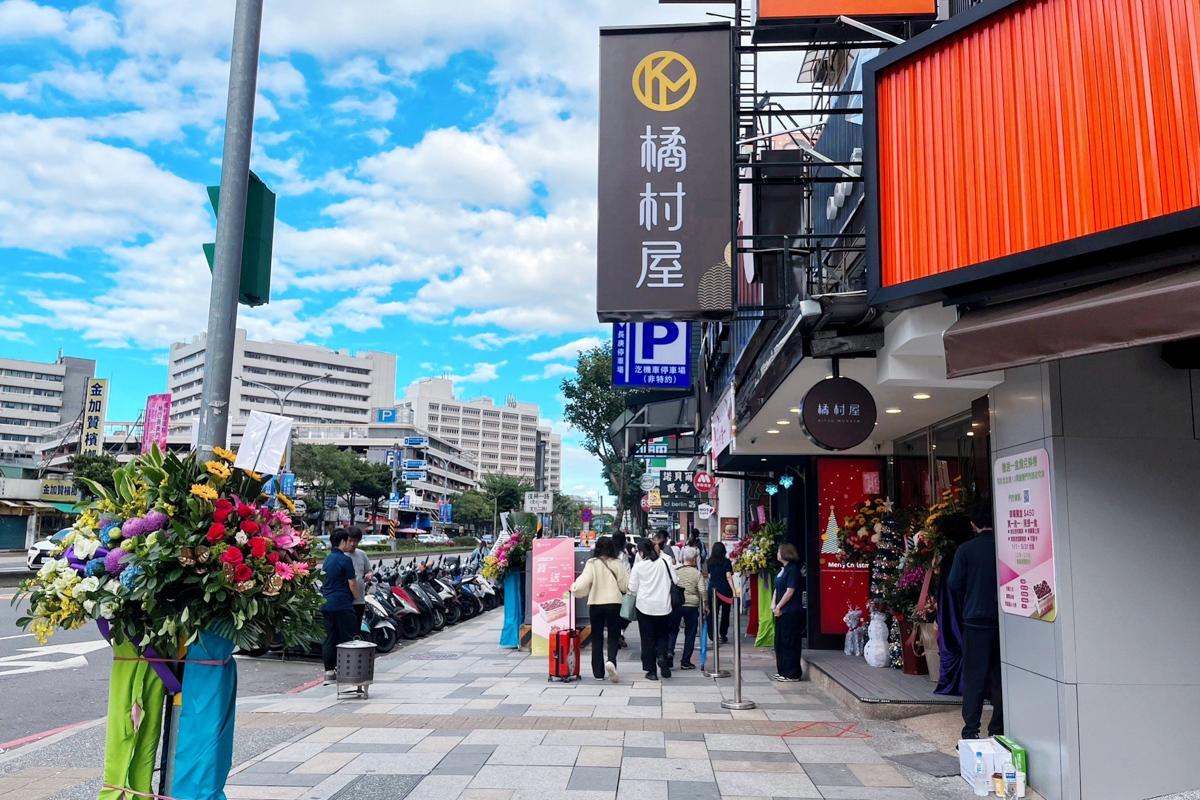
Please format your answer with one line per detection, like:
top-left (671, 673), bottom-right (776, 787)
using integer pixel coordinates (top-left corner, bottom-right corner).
top-left (597, 24), bottom-right (733, 321)
top-left (994, 449), bottom-right (1056, 622)
top-left (817, 458), bottom-right (882, 635)
top-left (80, 378), bottom-right (109, 455)
top-left (530, 538), bottom-right (576, 657)
top-left (141, 394), bottom-right (172, 454)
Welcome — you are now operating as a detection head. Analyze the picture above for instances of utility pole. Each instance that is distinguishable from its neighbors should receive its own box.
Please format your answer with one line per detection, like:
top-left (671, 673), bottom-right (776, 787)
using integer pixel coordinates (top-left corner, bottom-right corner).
top-left (390, 440), bottom-right (399, 524)
top-left (196, 0), bottom-right (264, 460)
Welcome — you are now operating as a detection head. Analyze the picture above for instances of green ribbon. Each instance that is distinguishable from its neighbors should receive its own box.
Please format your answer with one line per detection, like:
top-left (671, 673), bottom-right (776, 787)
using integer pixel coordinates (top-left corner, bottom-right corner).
top-left (98, 641), bottom-right (166, 800)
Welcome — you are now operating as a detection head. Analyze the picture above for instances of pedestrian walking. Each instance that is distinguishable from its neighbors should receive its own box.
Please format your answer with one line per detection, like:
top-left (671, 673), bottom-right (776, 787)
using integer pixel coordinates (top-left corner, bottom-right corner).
top-left (569, 536), bottom-right (630, 683)
top-left (705, 541), bottom-right (733, 643)
top-left (948, 502), bottom-right (1004, 739)
top-left (771, 543), bottom-right (805, 681)
top-left (321, 528), bottom-right (360, 684)
top-left (688, 528), bottom-right (708, 565)
top-left (628, 538), bottom-right (676, 681)
top-left (612, 530), bottom-right (633, 649)
top-left (347, 527), bottom-right (373, 629)
top-left (668, 546), bottom-right (706, 670)
top-left (653, 530), bottom-right (678, 564)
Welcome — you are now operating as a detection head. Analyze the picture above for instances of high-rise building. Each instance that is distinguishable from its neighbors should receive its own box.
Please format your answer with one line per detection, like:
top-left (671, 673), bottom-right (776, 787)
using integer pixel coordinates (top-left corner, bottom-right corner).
top-left (167, 329), bottom-right (397, 429)
top-left (394, 378), bottom-right (561, 491)
top-left (0, 354), bottom-right (95, 472)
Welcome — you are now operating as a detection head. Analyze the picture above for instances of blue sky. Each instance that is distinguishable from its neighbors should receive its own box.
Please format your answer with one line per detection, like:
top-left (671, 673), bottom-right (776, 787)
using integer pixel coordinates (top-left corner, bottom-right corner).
top-left (0, 0), bottom-right (716, 499)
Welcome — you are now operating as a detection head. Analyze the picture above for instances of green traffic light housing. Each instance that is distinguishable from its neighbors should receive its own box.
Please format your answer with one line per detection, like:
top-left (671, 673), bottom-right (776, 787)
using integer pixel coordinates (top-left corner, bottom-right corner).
top-left (203, 170), bottom-right (275, 307)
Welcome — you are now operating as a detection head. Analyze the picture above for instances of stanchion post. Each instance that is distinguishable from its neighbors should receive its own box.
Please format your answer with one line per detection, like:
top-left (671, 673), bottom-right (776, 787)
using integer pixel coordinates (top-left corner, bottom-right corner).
top-left (704, 594), bottom-right (730, 679)
top-left (720, 595), bottom-right (756, 710)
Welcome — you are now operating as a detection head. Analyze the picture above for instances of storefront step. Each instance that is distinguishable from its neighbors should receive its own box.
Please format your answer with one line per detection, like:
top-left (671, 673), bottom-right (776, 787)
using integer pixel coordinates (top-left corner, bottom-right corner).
top-left (803, 650), bottom-right (961, 721)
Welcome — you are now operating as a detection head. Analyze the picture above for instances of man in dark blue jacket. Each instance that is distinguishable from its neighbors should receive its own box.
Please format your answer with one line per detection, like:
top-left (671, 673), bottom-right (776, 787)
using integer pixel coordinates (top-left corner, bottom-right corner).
top-left (321, 528), bottom-right (361, 684)
top-left (947, 502), bottom-right (1004, 739)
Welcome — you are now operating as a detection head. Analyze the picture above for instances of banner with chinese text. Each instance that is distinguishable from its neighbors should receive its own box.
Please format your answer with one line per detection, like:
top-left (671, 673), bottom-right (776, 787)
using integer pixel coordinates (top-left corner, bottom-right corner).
top-left (995, 448), bottom-right (1056, 622)
top-left (80, 378), bottom-right (109, 455)
top-left (141, 394), bottom-right (172, 454)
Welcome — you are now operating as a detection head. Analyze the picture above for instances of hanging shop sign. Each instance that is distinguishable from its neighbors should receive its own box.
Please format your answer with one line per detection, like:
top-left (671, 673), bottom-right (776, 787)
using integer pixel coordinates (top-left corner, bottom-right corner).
top-left (757, 0), bottom-right (935, 18)
top-left (697, 502), bottom-right (714, 520)
top-left (710, 386), bottom-right (736, 459)
top-left (994, 448), bottom-right (1056, 622)
top-left (80, 378), bottom-right (109, 456)
top-left (692, 471), bottom-right (713, 492)
top-left (597, 24), bottom-right (733, 321)
top-left (658, 469), bottom-right (698, 512)
top-left (639, 472), bottom-right (658, 491)
top-left (799, 377), bottom-right (877, 451)
top-left (141, 394), bottom-right (172, 454)
top-left (613, 322), bottom-right (691, 388)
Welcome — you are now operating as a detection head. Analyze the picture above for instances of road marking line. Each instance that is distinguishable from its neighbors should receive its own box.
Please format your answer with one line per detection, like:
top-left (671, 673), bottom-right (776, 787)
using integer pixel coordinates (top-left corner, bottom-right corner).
top-left (0, 633), bottom-right (34, 641)
top-left (286, 677), bottom-right (323, 694)
top-left (0, 718), bottom-right (102, 753)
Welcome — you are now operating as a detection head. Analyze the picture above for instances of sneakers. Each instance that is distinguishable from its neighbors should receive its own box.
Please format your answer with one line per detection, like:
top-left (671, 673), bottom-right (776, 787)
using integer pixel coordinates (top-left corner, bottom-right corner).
top-left (660, 663), bottom-right (672, 679)
top-left (772, 673), bottom-right (802, 682)
top-left (605, 660), bottom-right (620, 684)
top-left (645, 672), bottom-right (659, 681)
top-left (680, 662), bottom-right (696, 670)
top-left (595, 676), bottom-right (607, 682)
top-left (323, 671), bottom-right (337, 685)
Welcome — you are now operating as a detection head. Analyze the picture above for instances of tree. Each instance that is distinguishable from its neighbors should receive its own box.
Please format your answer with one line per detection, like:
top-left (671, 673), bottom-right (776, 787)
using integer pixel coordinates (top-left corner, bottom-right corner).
top-left (481, 472), bottom-right (533, 515)
top-left (453, 489), bottom-right (494, 533)
top-left (71, 453), bottom-right (121, 500)
top-left (351, 461), bottom-right (397, 530)
top-left (561, 342), bottom-right (640, 532)
top-left (292, 444), bottom-right (357, 528)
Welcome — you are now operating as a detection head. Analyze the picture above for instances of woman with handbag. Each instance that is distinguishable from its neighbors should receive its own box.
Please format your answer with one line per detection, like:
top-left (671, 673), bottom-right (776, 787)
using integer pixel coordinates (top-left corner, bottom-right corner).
top-left (627, 538), bottom-right (678, 681)
top-left (570, 536), bottom-right (630, 683)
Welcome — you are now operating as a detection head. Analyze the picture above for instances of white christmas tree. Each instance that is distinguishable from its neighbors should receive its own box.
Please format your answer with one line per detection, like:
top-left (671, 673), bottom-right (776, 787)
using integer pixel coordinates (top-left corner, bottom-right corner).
top-left (821, 509), bottom-right (839, 555)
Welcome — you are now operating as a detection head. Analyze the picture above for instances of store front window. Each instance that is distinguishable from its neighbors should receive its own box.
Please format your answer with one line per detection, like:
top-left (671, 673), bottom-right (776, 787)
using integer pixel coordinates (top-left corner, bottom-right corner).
top-left (893, 396), bottom-right (991, 512)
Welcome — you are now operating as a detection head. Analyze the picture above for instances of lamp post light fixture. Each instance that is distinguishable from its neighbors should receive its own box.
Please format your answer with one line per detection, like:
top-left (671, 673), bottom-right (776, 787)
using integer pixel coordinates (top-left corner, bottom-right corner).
top-left (235, 373), bottom-right (332, 471)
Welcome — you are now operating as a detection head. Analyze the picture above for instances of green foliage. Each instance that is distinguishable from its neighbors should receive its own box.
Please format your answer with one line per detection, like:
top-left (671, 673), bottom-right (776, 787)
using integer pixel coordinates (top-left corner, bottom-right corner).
top-left (551, 493), bottom-right (582, 534)
top-left (453, 536), bottom-right (480, 547)
top-left (482, 472), bottom-right (533, 515)
top-left (452, 489), bottom-right (494, 530)
top-left (71, 453), bottom-right (121, 499)
top-left (291, 443), bottom-right (358, 499)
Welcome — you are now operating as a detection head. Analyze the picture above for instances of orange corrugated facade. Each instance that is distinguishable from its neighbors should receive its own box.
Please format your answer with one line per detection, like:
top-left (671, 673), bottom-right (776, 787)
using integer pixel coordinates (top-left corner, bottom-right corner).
top-left (877, 0), bottom-right (1200, 288)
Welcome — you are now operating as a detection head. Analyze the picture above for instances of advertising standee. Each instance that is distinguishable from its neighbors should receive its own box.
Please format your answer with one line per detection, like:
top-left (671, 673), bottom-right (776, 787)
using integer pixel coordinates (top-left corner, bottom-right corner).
top-left (994, 448), bottom-right (1056, 622)
top-left (530, 538), bottom-right (576, 656)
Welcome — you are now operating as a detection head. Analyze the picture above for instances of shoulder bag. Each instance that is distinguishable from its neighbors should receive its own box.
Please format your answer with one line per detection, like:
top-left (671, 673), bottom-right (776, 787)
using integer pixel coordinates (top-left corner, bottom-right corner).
top-left (665, 559), bottom-right (685, 611)
top-left (620, 588), bottom-right (638, 621)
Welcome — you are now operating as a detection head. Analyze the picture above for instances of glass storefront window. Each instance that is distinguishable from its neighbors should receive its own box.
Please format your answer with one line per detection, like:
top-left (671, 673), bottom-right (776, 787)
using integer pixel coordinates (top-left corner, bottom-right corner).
top-left (895, 429), bottom-right (931, 509)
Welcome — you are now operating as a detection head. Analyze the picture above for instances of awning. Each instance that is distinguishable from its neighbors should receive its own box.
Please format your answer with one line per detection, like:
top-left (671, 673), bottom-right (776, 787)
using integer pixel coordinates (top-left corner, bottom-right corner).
top-left (944, 265), bottom-right (1200, 377)
top-left (49, 502), bottom-right (80, 515)
top-left (0, 499), bottom-right (56, 513)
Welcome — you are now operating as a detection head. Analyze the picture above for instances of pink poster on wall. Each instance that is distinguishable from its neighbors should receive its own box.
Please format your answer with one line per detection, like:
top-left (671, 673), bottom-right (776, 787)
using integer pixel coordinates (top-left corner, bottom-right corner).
top-left (994, 448), bottom-right (1056, 622)
top-left (141, 394), bottom-right (172, 454)
top-left (530, 538), bottom-right (576, 656)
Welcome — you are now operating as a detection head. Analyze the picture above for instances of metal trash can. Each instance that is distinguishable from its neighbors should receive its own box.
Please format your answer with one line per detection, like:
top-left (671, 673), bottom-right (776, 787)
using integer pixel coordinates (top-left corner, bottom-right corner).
top-left (336, 639), bottom-right (376, 699)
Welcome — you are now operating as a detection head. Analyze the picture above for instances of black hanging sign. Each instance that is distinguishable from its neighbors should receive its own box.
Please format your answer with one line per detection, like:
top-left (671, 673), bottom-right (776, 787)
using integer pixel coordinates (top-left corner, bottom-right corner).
top-left (800, 377), bottom-right (877, 451)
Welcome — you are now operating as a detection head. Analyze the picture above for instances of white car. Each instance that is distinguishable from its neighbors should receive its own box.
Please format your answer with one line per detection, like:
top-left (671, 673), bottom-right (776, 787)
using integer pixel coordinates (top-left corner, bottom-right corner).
top-left (359, 534), bottom-right (388, 547)
top-left (27, 529), bottom-right (71, 571)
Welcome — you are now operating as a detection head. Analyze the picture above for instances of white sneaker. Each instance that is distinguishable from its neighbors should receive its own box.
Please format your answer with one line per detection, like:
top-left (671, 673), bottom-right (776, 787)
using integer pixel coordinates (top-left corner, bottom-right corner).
top-left (605, 660), bottom-right (619, 683)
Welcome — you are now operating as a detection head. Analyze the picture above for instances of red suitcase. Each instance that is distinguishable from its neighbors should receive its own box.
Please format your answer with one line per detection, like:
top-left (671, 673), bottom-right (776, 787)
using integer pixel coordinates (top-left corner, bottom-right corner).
top-left (548, 628), bottom-right (581, 682)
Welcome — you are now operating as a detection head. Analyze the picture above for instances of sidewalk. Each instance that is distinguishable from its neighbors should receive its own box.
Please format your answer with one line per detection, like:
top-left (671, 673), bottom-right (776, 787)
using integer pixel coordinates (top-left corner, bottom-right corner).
top-left (11, 613), bottom-right (986, 800)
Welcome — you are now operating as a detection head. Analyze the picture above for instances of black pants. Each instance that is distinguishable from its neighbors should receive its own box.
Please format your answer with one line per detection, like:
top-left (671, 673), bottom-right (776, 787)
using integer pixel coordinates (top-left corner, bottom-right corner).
top-left (707, 591), bottom-right (731, 640)
top-left (354, 603), bottom-right (365, 628)
top-left (589, 603), bottom-right (622, 679)
top-left (774, 611), bottom-right (804, 679)
top-left (961, 625), bottom-right (1004, 738)
top-left (322, 609), bottom-right (358, 672)
top-left (669, 606), bottom-right (700, 666)
top-left (636, 612), bottom-right (671, 676)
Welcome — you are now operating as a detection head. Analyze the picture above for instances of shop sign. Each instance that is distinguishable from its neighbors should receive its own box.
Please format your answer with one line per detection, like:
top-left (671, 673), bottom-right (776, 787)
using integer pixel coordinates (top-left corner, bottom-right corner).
top-left (692, 471), bottom-right (713, 492)
top-left (758, 0), bottom-right (935, 19)
top-left (639, 472), bottom-right (657, 491)
top-left (711, 386), bottom-right (736, 459)
top-left (994, 448), bottom-right (1056, 622)
top-left (719, 516), bottom-right (739, 541)
top-left (141, 394), bottom-right (172, 454)
top-left (530, 538), bottom-right (576, 656)
top-left (597, 24), bottom-right (733, 321)
top-left (658, 469), bottom-right (698, 512)
top-left (640, 494), bottom-right (652, 512)
top-left (613, 322), bottom-right (691, 388)
top-left (80, 378), bottom-right (109, 456)
top-left (40, 479), bottom-right (79, 503)
top-left (800, 377), bottom-right (877, 451)
top-left (647, 487), bottom-right (663, 508)
top-left (697, 502), bottom-right (714, 520)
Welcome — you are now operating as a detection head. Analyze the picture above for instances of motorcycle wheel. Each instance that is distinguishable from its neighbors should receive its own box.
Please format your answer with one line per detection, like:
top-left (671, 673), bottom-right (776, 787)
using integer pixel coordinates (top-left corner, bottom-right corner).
top-left (400, 614), bottom-right (421, 640)
top-left (431, 608), bottom-right (446, 631)
top-left (418, 613), bottom-right (433, 637)
top-left (373, 626), bottom-right (399, 654)
top-left (459, 599), bottom-right (476, 621)
top-left (484, 593), bottom-right (498, 611)
top-left (445, 602), bottom-right (462, 625)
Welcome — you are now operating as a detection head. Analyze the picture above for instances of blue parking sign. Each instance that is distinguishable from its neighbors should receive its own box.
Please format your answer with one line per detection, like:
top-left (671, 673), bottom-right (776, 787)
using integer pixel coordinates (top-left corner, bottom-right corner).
top-left (613, 323), bottom-right (691, 388)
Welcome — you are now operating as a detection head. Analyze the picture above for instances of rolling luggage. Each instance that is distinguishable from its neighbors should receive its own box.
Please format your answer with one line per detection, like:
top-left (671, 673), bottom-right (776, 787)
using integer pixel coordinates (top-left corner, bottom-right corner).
top-left (548, 628), bottom-right (581, 682)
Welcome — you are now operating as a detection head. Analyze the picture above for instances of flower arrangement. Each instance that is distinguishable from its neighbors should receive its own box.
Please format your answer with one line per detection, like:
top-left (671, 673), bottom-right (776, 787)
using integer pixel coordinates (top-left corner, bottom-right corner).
top-left (732, 519), bottom-right (786, 574)
top-left (481, 514), bottom-right (536, 582)
top-left (879, 562), bottom-right (937, 623)
top-left (836, 496), bottom-right (910, 602)
top-left (919, 479), bottom-right (974, 561)
top-left (16, 445), bottom-right (323, 655)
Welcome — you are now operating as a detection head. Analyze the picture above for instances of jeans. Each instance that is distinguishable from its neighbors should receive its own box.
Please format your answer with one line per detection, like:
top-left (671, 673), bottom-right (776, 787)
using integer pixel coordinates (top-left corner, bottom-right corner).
top-left (961, 625), bottom-right (1004, 738)
top-left (322, 609), bottom-right (358, 672)
top-left (589, 603), bottom-right (622, 679)
top-left (707, 590), bottom-right (731, 640)
top-left (774, 611), bottom-right (804, 679)
top-left (636, 612), bottom-right (671, 676)
top-left (669, 606), bottom-right (700, 666)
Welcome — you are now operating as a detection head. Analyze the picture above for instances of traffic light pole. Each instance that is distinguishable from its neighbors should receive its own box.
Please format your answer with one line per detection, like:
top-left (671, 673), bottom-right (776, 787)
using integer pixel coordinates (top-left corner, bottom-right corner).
top-left (197, 0), bottom-right (264, 460)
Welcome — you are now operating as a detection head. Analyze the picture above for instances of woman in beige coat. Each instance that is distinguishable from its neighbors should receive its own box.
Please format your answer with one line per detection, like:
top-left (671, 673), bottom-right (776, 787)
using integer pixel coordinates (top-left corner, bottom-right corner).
top-left (570, 536), bottom-right (630, 682)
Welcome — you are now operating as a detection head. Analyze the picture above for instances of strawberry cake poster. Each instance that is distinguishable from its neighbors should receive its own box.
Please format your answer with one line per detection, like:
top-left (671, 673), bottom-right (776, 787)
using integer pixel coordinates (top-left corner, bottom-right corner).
top-left (530, 538), bottom-right (576, 655)
top-left (994, 448), bottom-right (1056, 622)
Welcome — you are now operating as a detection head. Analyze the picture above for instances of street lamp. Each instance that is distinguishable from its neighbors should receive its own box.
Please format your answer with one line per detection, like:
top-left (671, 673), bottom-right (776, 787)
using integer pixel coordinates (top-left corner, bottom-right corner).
top-left (235, 373), bottom-right (331, 471)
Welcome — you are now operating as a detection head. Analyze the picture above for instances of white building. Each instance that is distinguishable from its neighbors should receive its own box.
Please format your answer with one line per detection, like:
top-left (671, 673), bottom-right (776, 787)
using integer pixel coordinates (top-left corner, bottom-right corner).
top-left (168, 329), bottom-right (397, 429)
top-left (394, 378), bottom-right (561, 491)
top-left (0, 354), bottom-right (94, 473)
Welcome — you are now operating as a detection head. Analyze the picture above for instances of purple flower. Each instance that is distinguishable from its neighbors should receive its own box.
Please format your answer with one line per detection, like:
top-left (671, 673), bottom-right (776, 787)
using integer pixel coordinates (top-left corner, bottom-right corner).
top-left (104, 548), bottom-right (129, 576)
top-left (122, 517), bottom-right (145, 539)
top-left (143, 510), bottom-right (168, 532)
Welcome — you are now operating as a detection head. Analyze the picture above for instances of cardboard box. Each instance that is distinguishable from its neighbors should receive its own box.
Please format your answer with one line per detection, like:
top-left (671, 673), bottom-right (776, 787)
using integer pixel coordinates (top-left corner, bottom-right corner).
top-left (958, 738), bottom-right (1004, 789)
top-left (993, 734), bottom-right (1027, 774)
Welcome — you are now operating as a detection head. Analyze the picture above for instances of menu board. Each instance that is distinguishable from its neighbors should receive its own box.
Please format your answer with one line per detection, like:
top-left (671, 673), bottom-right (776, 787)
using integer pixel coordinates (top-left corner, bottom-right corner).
top-left (994, 448), bottom-right (1056, 622)
top-left (530, 538), bottom-right (576, 656)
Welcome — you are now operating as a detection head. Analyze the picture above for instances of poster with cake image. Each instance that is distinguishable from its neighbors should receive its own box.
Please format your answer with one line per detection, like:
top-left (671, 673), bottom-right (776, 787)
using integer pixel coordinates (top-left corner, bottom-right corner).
top-left (994, 448), bottom-right (1056, 622)
top-left (530, 538), bottom-right (576, 656)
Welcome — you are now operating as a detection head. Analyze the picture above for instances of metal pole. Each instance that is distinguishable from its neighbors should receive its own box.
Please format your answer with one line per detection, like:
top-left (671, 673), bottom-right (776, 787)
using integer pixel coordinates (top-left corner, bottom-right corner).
top-left (196, 0), bottom-right (264, 461)
top-left (721, 594), bottom-right (756, 710)
top-left (390, 441), bottom-right (399, 523)
top-left (705, 595), bottom-right (730, 679)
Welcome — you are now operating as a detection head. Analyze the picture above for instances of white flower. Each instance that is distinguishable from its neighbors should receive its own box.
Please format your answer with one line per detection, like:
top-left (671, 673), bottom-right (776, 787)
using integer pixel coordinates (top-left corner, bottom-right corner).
top-left (71, 576), bottom-right (101, 599)
top-left (235, 532), bottom-right (248, 546)
top-left (145, 532), bottom-right (158, 548)
top-left (103, 580), bottom-right (120, 594)
top-left (83, 599), bottom-right (96, 614)
top-left (99, 602), bottom-right (117, 619)
top-left (73, 537), bottom-right (100, 560)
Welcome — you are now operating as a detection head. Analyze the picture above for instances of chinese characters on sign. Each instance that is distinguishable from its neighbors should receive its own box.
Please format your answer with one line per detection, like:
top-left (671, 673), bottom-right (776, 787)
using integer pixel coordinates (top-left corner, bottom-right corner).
top-left (141, 394), bottom-right (172, 454)
top-left (597, 25), bottom-right (732, 320)
top-left (658, 469), bottom-right (698, 512)
top-left (40, 479), bottom-right (80, 503)
top-left (799, 377), bottom-right (877, 451)
top-left (994, 448), bottom-right (1056, 622)
top-left (530, 538), bottom-right (576, 657)
top-left (613, 322), bottom-right (692, 388)
top-left (80, 379), bottom-right (109, 456)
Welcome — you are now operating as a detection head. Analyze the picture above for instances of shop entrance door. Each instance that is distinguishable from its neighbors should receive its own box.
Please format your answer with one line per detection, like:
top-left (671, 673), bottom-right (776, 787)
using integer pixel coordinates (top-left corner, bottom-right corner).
top-left (0, 515), bottom-right (27, 550)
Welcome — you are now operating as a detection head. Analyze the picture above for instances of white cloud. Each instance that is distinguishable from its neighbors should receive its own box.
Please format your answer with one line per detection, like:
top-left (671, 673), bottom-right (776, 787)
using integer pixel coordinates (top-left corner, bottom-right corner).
top-left (519, 363), bottom-right (575, 382)
top-left (444, 361), bottom-right (506, 384)
top-left (528, 336), bottom-right (602, 362)
top-left (331, 91), bottom-right (397, 121)
top-left (29, 271), bottom-right (85, 284)
top-left (453, 332), bottom-right (539, 350)
top-left (0, 0), bottom-right (119, 52)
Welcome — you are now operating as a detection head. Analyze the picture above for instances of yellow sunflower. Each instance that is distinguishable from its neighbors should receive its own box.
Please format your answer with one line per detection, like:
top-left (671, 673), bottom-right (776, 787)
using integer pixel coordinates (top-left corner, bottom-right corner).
top-left (245, 470), bottom-right (263, 481)
top-left (205, 461), bottom-right (232, 480)
top-left (276, 494), bottom-right (295, 512)
top-left (191, 484), bottom-right (218, 501)
top-left (213, 446), bottom-right (236, 462)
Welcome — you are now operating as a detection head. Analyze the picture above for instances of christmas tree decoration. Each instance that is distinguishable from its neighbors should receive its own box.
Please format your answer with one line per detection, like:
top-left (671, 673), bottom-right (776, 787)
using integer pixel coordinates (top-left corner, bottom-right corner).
top-left (888, 615), bottom-right (903, 669)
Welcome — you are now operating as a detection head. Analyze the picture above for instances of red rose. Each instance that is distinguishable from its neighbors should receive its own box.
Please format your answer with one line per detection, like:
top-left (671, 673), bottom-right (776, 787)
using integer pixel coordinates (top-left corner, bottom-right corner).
top-left (248, 537), bottom-right (268, 559)
top-left (237, 503), bottom-right (254, 518)
top-left (266, 553), bottom-right (279, 564)
top-left (239, 520), bottom-right (259, 535)
top-left (206, 523), bottom-right (226, 544)
top-left (233, 564), bottom-right (252, 582)
top-left (215, 498), bottom-right (234, 512)
top-left (213, 507), bottom-right (231, 524)
top-left (220, 547), bottom-right (244, 566)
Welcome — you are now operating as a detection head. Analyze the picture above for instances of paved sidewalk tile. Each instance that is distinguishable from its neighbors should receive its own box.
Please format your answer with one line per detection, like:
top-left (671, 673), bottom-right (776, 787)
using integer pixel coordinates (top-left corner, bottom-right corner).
top-left (713, 770), bottom-right (821, 798)
top-left (846, 764), bottom-right (912, 788)
top-left (569, 766), bottom-right (621, 791)
top-left (469, 764), bottom-right (573, 790)
top-left (667, 781), bottom-right (720, 800)
top-left (664, 740), bottom-right (708, 760)
top-left (616, 780), bottom-right (668, 800)
top-left (578, 746), bottom-right (624, 767)
top-left (623, 747), bottom-right (667, 759)
top-left (800, 763), bottom-right (862, 787)
top-left (406, 774), bottom-right (475, 800)
top-left (789, 744), bottom-right (886, 765)
top-left (620, 757), bottom-right (715, 782)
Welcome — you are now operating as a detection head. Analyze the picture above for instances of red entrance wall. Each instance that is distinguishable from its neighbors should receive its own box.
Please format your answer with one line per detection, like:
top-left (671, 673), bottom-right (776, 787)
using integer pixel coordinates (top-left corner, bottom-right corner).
top-left (817, 457), bottom-right (884, 636)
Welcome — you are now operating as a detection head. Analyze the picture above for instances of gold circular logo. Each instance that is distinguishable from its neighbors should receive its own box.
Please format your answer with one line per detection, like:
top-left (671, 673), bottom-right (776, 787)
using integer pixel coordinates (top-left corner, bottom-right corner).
top-left (632, 51), bottom-right (697, 112)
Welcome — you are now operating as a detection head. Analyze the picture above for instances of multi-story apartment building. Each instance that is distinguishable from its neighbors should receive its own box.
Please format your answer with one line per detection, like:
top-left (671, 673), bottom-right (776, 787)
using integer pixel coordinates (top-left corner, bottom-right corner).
top-left (0, 354), bottom-right (94, 474)
top-left (167, 329), bottom-right (397, 429)
top-left (394, 378), bottom-right (561, 491)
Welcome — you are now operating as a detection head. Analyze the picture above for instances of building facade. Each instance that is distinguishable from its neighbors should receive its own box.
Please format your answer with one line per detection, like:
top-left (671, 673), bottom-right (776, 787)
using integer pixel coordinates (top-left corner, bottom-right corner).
top-left (0, 354), bottom-right (95, 475)
top-left (168, 329), bottom-right (396, 429)
top-left (394, 378), bottom-right (561, 491)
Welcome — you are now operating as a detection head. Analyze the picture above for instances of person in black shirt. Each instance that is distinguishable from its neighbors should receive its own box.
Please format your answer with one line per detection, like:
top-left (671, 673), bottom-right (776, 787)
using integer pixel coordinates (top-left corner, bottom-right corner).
top-left (771, 543), bottom-right (805, 681)
top-left (705, 541), bottom-right (733, 643)
top-left (321, 529), bottom-right (361, 684)
top-left (948, 502), bottom-right (1004, 739)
